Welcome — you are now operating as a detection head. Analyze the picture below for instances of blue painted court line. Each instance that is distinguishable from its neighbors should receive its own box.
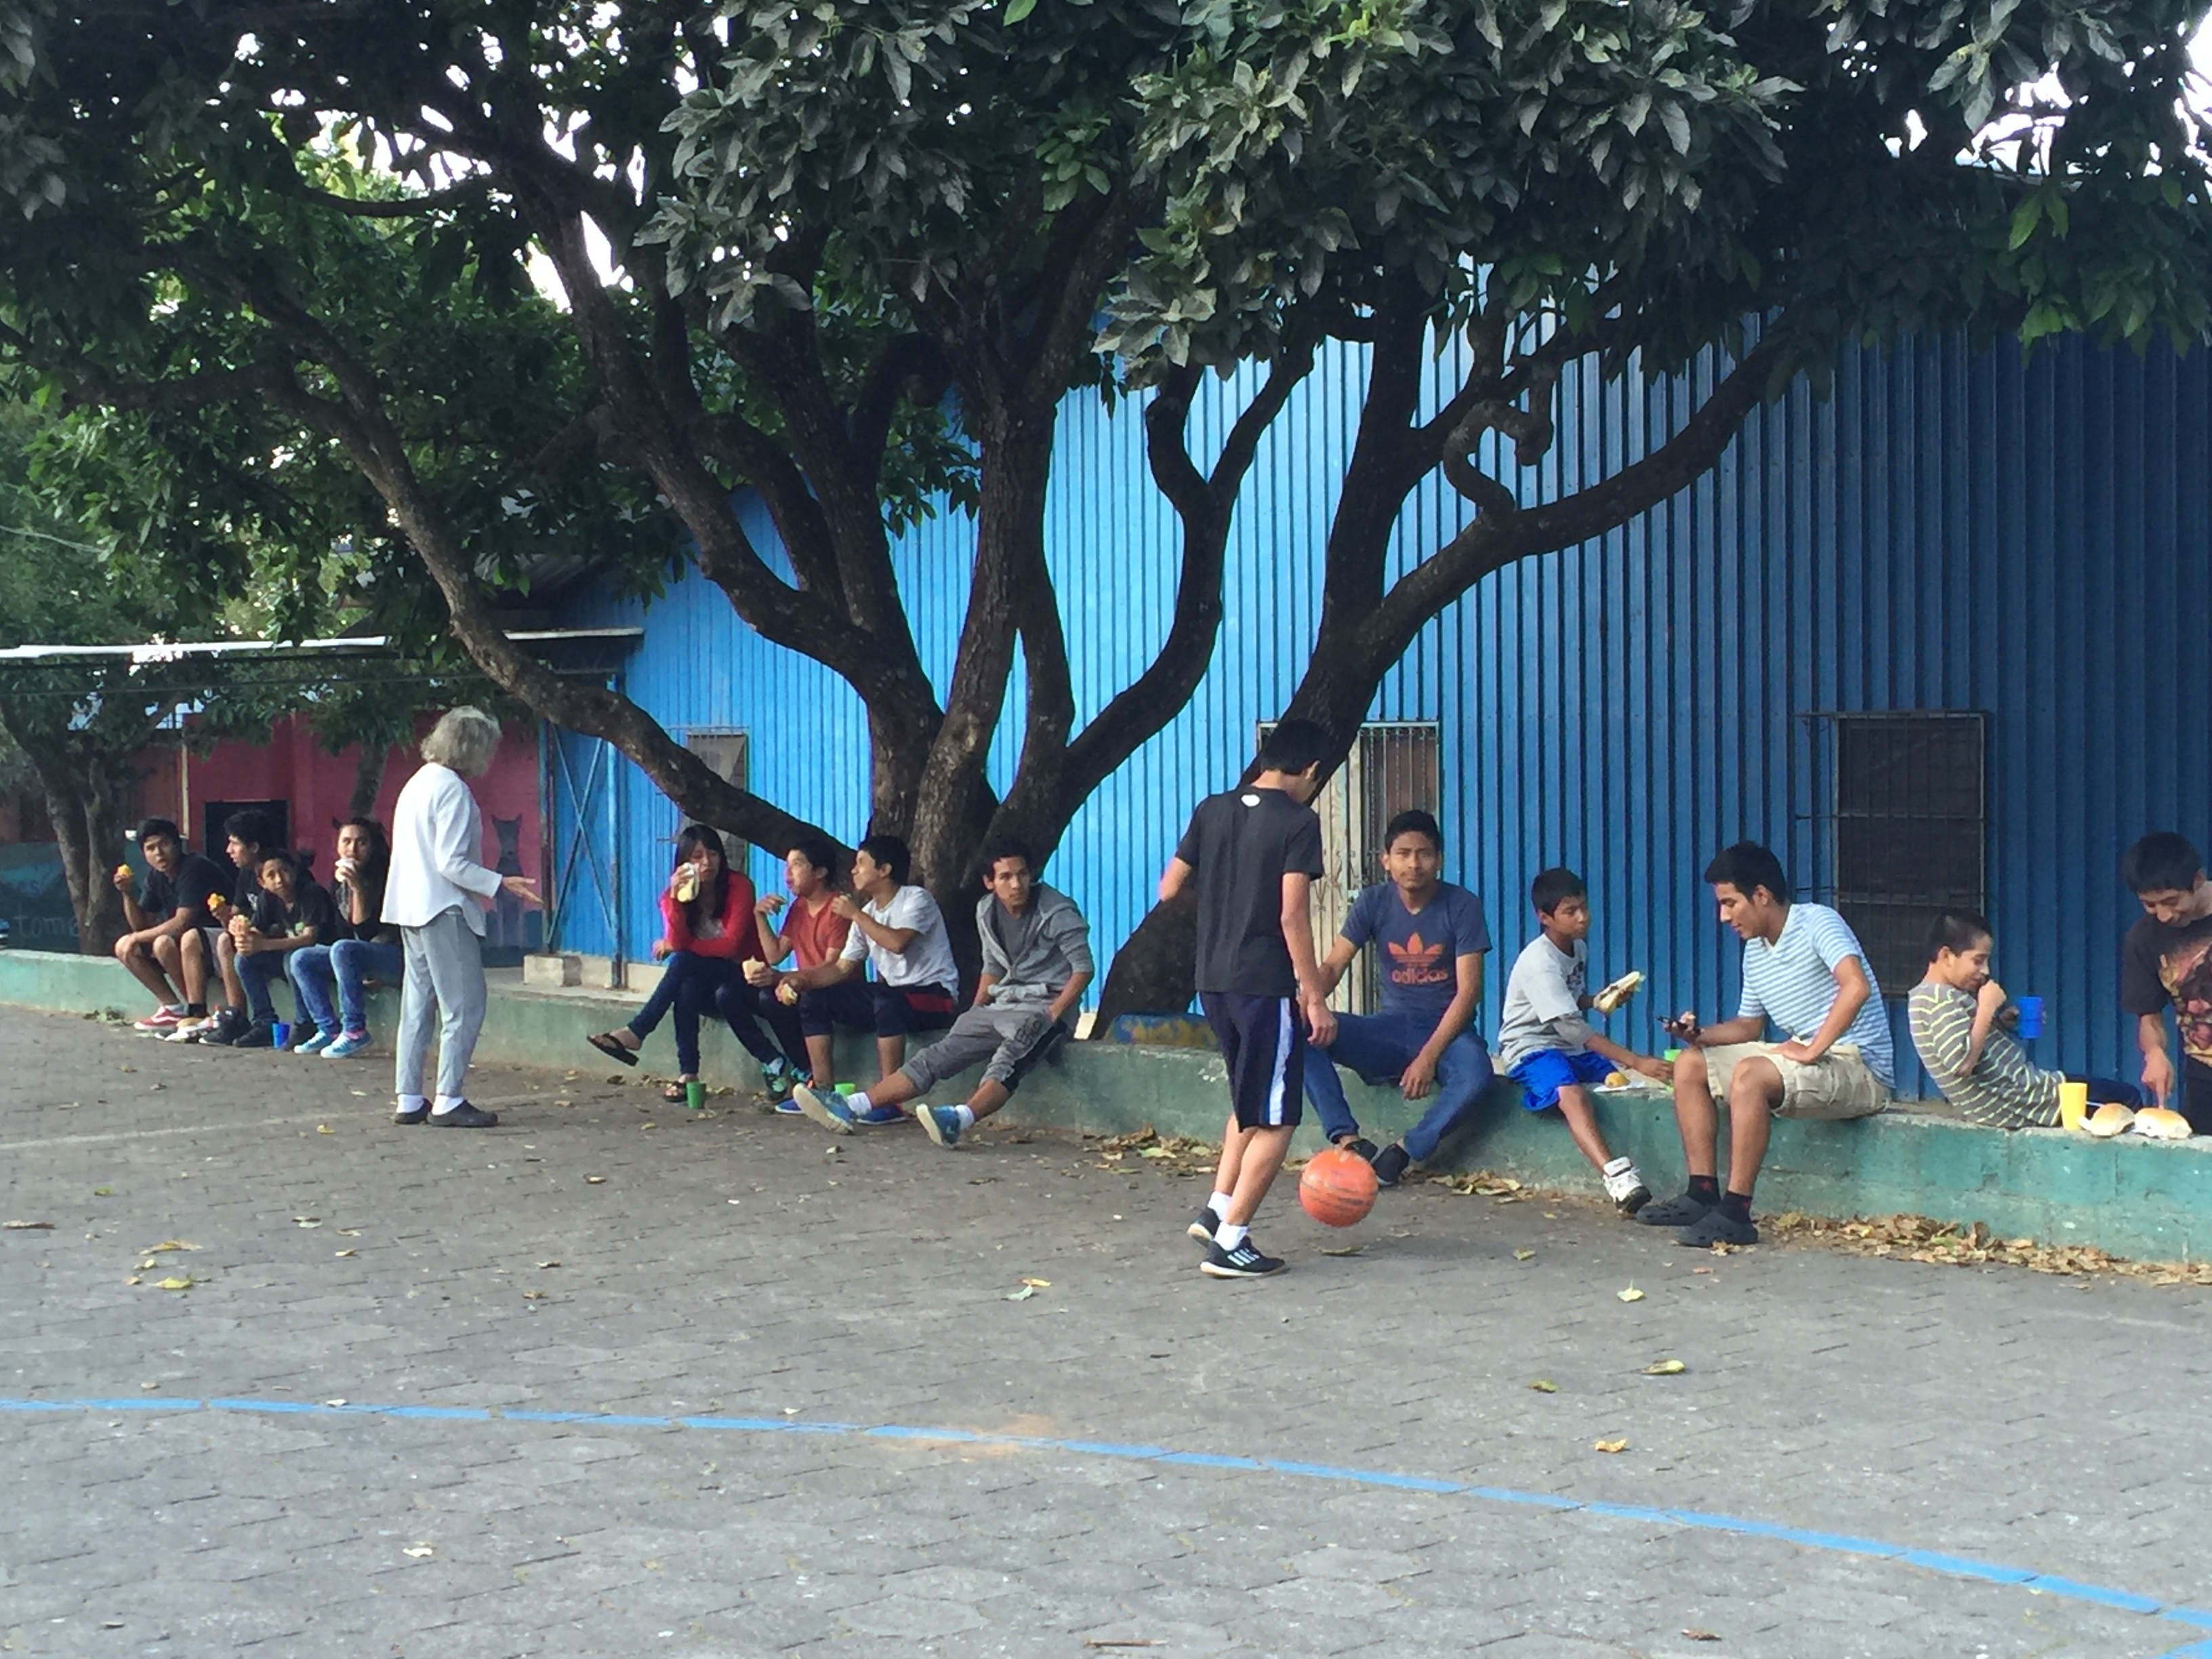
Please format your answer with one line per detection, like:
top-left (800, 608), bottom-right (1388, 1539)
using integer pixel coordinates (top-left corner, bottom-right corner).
top-left (9, 1391), bottom-right (2210, 1639)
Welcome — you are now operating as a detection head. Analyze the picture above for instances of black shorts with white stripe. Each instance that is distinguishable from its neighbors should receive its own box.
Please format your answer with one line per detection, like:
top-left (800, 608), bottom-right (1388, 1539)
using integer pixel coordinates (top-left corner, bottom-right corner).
top-left (1199, 991), bottom-right (1306, 1131)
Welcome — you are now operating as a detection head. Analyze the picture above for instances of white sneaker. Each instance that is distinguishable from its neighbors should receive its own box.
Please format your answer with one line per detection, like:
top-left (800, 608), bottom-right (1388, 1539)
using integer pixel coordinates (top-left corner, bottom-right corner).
top-left (1602, 1158), bottom-right (1652, 1216)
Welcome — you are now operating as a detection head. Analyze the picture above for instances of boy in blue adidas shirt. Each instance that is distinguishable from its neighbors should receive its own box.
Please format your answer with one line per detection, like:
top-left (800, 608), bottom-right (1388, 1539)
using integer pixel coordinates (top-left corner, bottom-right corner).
top-left (1643, 841), bottom-right (1892, 1247)
top-left (1302, 809), bottom-right (1491, 1189)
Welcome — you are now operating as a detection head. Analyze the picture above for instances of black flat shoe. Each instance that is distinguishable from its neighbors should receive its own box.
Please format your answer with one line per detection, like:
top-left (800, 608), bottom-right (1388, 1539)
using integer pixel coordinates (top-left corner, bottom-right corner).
top-left (430, 1101), bottom-right (499, 1128)
top-left (392, 1104), bottom-right (429, 1125)
top-left (586, 1031), bottom-right (638, 1067)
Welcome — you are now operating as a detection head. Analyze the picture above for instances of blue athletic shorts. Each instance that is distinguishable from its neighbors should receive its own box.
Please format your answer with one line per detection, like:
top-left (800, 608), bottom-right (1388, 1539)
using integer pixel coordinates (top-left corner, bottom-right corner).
top-left (1508, 1048), bottom-right (1616, 1112)
top-left (1199, 991), bottom-right (1305, 1130)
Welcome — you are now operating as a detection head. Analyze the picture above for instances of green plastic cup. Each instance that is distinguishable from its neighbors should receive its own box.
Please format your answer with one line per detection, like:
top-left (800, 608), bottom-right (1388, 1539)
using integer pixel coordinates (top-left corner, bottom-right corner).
top-left (684, 1080), bottom-right (705, 1111)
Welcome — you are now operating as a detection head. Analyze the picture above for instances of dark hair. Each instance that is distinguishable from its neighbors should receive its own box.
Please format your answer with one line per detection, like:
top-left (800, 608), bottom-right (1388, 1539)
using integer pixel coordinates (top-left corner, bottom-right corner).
top-left (136, 817), bottom-right (181, 847)
top-left (1531, 866), bottom-right (1586, 914)
top-left (1382, 809), bottom-right (1442, 855)
top-left (2121, 832), bottom-right (2204, 895)
top-left (1925, 908), bottom-right (1993, 960)
top-left (981, 836), bottom-right (1036, 877)
top-left (789, 839), bottom-right (837, 878)
top-left (224, 809), bottom-right (272, 850)
top-left (1703, 840), bottom-right (1789, 904)
top-left (1258, 718), bottom-right (1333, 777)
top-left (675, 824), bottom-right (731, 931)
top-left (337, 816), bottom-right (390, 874)
top-left (857, 832), bottom-right (912, 886)
top-left (256, 848), bottom-right (300, 878)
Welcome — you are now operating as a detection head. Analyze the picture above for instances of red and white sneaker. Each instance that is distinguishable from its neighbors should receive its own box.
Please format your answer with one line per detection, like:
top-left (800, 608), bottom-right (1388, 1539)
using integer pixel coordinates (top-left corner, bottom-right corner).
top-left (134, 1008), bottom-right (186, 1031)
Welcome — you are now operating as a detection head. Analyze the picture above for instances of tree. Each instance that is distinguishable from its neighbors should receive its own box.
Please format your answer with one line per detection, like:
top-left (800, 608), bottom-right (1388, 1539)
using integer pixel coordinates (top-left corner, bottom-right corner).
top-left (1, 0), bottom-right (2207, 1004)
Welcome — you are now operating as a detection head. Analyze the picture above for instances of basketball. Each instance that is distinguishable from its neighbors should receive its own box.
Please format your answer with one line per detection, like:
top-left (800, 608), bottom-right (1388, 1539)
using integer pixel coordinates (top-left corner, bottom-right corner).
top-left (1298, 1146), bottom-right (1379, 1229)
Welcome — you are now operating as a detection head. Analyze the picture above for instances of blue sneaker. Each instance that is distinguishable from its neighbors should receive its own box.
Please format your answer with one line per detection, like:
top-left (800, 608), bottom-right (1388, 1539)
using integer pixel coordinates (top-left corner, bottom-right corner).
top-left (851, 1103), bottom-right (907, 1128)
top-left (323, 1031), bottom-right (372, 1059)
top-left (791, 1083), bottom-right (855, 1134)
top-left (916, 1105), bottom-right (963, 1149)
top-left (772, 1097), bottom-right (806, 1115)
top-left (295, 1031), bottom-right (333, 1054)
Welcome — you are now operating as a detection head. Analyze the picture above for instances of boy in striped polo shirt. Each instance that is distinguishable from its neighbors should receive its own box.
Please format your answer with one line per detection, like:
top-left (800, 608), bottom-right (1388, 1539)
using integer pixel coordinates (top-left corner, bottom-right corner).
top-left (1908, 909), bottom-right (2139, 1127)
top-left (1641, 842), bottom-right (1893, 1246)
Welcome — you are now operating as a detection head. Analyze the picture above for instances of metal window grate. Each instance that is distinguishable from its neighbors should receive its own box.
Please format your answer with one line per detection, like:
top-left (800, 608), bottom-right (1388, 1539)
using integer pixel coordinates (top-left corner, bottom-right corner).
top-left (1826, 712), bottom-right (1986, 996)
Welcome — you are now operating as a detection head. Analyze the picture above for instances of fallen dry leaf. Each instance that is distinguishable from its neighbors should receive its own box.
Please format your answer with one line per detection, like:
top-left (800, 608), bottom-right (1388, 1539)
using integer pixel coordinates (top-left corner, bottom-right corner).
top-left (1019, 1277), bottom-right (1051, 1288)
top-left (293, 1216), bottom-right (321, 1228)
top-left (584, 1176), bottom-right (607, 1185)
top-left (3, 1220), bottom-right (55, 1230)
top-left (154, 1275), bottom-right (192, 1292)
top-left (335, 1248), bottom-right (356, 1258)
top-left (1005, 1286), bottom-right (1036, 1301)
top-left (1683, 1631), bottom-right (1721, 1643)
top-left (402, 1544), bottom-right (434, 1559)
top-left (537, 1261), bottom-right (560, 1269)
top-left (523, 1290), bottom-right (546, 1300)
top-left (1594, 1437), bottom-right (1629, 1454)
top-left (1528, 1380), bottom-right (1558, 1393)
top-left (1319, 1244), bottom-right (1364, 1256)
top-left (1643, 1359), bottom-right (1687, 1376)
top-left (316, 1124), bottom-right (334, 1135)
top-left (93, 1187), bottom-right (114, 1197)
top-left (125, 1275), bottom-right (141, 1286)
top-left (1617, 1287), bottom-right (1645, 1303)
top-left (1513, 1248), bottom-right (1536, 1261)
top-left (144, 1240), bottom-right (199, 1253)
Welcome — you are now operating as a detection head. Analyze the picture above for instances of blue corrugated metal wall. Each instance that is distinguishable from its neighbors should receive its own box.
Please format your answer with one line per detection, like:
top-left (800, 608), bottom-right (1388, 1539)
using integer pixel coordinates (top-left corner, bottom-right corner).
top-left (553, 330), bottom-right (2212, 1089)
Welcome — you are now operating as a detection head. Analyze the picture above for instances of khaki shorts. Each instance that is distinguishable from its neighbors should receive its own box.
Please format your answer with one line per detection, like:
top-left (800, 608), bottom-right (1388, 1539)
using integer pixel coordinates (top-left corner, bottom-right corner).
top-left (1698, 1042), bottom-right (1889, 1121)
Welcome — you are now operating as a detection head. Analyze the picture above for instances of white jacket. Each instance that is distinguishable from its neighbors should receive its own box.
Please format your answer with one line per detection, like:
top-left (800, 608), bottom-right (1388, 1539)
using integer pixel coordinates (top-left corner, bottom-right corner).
top-left (383, 763), bottom-right (503, 935)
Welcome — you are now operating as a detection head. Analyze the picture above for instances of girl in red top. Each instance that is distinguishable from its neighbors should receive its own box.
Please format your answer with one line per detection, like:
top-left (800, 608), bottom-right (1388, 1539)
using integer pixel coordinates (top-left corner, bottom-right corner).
top-left (588, 825), bottom-right (762, 1100)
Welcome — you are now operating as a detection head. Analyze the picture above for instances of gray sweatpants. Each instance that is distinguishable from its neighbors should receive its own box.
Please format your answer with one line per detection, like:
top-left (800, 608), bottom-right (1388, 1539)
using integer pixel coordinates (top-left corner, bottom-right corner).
top-left (394, 906), bottom-right (487, 1101)
top-left (897, 1003), bottom-right (1063, 1096)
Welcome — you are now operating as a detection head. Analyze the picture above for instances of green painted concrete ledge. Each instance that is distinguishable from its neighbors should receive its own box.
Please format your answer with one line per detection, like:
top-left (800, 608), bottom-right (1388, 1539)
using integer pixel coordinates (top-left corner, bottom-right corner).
top-left (7, 950), bottom-right (2207, 1263)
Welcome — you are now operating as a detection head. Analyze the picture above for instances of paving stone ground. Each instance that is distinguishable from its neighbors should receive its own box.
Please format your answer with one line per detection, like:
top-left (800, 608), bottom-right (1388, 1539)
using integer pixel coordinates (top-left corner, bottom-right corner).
top-left (1, 1003), bottom-right (2208, 1659)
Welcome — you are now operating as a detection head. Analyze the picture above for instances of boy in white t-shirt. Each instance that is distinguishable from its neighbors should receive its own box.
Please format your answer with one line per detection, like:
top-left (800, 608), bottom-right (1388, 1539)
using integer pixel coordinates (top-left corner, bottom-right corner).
top-left (789, 834), bottom-right (960, 1128)
top-left (1496, 867), bottom-right (1669, 1214)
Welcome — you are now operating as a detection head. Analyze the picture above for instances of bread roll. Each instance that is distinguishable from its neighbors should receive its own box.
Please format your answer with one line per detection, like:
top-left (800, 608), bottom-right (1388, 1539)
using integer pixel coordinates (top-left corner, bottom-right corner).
top-left (2085, 1102), bottom-right (2137, 1138)
top-left (2130, 1106), bottom-right (2194, 1141)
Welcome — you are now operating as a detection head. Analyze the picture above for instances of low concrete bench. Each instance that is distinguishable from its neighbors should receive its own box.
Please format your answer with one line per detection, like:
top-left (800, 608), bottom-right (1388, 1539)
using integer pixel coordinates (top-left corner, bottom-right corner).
top-left (7, 950), bottom-right (2205, 1262)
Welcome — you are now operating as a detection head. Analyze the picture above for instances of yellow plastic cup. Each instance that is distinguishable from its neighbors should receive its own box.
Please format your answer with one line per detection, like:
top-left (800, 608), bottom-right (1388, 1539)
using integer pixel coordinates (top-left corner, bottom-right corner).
top-left (2058, 1080), bottom-right (2090, 1131)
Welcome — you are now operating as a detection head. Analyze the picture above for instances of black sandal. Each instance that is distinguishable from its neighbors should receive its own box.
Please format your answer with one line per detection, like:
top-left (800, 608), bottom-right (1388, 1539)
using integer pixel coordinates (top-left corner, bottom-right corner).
top-left (661, 1080), bottom-right (691, 1103)
top-left (586, 1031), bottom-right (638, 1066)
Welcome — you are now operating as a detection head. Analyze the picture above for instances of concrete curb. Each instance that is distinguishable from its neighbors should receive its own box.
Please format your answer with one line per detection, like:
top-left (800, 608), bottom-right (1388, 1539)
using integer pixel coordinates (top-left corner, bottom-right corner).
top-left (7, 949), bottom-right (2207, 1261)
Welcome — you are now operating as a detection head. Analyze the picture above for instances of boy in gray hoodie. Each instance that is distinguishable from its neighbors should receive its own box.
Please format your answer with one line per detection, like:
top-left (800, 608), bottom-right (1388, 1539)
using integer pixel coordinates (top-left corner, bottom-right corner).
top-left (796, 838), bottom-right (1093, 1147)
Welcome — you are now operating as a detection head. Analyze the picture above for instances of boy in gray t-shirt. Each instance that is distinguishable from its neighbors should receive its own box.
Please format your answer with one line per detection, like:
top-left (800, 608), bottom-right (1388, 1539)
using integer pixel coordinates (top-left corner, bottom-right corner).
top-left (1496, 867), bottom-right (1670, 1214)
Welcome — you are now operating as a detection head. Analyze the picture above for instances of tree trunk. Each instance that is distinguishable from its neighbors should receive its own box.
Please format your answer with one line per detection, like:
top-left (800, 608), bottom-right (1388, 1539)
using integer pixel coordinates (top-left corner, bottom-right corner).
top-left (347, 742), bottom-right (389, 821)
top-left (3, 718), bottom-right (131, 956)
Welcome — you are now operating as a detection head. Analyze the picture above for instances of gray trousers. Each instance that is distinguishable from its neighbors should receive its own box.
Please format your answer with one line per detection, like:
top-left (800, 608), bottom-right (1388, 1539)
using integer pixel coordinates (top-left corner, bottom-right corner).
top-left (897, 1003), bottom-right (1063, 1097)
top-left (394, 906), bottom-right (487, 1101)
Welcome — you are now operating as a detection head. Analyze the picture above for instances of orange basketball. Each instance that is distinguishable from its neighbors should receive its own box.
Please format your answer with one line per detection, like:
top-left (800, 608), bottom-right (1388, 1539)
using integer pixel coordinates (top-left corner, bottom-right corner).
top-left (1298, 1146), bottom-right (1379, 1229)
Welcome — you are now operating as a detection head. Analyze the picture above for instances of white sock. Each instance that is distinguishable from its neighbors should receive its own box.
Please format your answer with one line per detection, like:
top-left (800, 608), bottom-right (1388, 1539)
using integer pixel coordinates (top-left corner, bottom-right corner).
top-left (1214, 1222), bottom-right (1248, 1251)
top-left (849, 1091), bottom-right (873, 1113)
top-left (398, 1093), bottom-right (427, 1114)
top-left (1208, 1191), bottom-right (1235, 1218)
top-left (954, 1105), bottom-right (976, 1130)
top-left (432, 1094), bottom-right (464, 1115)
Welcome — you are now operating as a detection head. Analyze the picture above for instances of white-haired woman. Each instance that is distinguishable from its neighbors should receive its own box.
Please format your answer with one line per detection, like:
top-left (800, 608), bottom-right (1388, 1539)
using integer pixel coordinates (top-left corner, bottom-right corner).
top-left (382, 707), bottom-right (539, 1127)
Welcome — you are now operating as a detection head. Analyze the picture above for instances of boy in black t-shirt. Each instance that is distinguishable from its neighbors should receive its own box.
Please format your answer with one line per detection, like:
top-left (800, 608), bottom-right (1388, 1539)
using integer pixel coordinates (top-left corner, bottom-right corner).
top-left (197, 809), bottom-right (273, 1045)
top-left (114, 817), bottom-right (230, 1029)
top-left (2119, 832), bottom-right (2212, 1130)
top-left (1160, 720), bottom-right (1336, 1278)
top-left (229, 851), bottom-right (340, 1049)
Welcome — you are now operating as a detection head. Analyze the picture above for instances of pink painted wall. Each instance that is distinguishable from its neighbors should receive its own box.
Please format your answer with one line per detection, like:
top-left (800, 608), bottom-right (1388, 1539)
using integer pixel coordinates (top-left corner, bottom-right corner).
top-left (131, 712), bottom-right (544, 950)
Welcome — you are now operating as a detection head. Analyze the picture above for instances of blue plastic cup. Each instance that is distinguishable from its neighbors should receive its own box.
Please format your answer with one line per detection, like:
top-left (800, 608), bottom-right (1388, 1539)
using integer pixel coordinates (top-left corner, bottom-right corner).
top-left (270, 1019), bottom-right (292, 1049)
top-left (2014, 996), bottom-right (2044, 1040)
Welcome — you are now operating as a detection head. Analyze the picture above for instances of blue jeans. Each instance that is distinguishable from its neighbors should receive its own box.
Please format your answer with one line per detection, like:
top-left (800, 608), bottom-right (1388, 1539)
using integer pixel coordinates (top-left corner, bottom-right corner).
top-left (628, 951), bottom-right (744, 1076)
top-left (289, 938), bottom-right (405, 1036)
top-left (238, 949), bottom-right (293, 1023)
top-left (1302, 1011), bottom-right (1494, 1164)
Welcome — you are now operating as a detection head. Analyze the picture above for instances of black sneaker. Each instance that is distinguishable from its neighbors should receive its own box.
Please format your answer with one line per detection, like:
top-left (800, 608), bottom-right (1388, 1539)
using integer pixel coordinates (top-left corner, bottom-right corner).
top-left (430, 1101), bottom-right (499, 1128)
top-left (392, 1102), bottom-right (429, 1125)
top-left (1677, 1208), bottom-right (1759, 1247)
top-left (231, 1020), bottom-right (275, 1050)
top-left (1187, 1206), bottom-right (1219, 1244)
top-left (1638, 1190), bottom-right (1716, 1227)
top-left (1338, 1136), bottom-right (1380, 1162)
top-left (199, 1009), bottom-right (248, 1047)
top-left (1200, 1237), bottom-right (1285, 1278)
top-left (1370, 1144), bottom-right (1411, 1187)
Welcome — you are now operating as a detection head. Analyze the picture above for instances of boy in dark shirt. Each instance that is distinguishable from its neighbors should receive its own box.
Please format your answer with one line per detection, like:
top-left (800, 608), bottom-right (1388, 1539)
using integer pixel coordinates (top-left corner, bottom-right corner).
top-left (1159, 719), bottom-right (1335, 1279)
top-left (114, 817), bottom-right (228, 1029)
top-left (2118, 832), bottom-right (2212, 1130)
top-left (229, 850), bottom-right (340, 1049)
top-left (197, 809), bottom-right (273, 1045)
top-left (1303, 810), bottom-right (1493, 1189)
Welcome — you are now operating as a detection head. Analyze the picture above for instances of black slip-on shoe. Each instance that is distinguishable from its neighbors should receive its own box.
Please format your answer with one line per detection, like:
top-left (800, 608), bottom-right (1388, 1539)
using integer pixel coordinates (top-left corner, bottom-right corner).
top-left (1637, 1191), bottom-right (1715, 1227)
top-left (392, 1103), bottom-right (430, 1126)
top-left (430, 1101), bottom-right (499, 1128)
top-left (1677, 1208), bottom-right (1759, 1248)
